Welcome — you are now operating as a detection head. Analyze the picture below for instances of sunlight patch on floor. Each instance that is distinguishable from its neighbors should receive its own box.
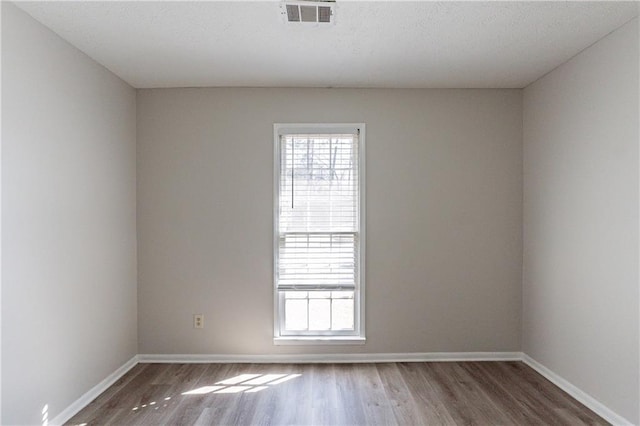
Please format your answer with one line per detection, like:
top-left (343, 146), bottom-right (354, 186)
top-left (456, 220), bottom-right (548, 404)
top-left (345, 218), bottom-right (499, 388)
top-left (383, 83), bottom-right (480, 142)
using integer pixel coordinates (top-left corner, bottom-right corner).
top-left (181, 373), bottom-right (302, 396)
top-left (131, 372), bottom-right (302, 412)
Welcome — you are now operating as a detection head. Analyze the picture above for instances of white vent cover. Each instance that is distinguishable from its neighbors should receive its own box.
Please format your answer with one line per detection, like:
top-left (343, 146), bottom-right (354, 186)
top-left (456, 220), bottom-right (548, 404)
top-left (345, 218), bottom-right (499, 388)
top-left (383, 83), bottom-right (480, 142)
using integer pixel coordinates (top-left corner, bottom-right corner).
top-left (282, 1), bottom-right (335, 24)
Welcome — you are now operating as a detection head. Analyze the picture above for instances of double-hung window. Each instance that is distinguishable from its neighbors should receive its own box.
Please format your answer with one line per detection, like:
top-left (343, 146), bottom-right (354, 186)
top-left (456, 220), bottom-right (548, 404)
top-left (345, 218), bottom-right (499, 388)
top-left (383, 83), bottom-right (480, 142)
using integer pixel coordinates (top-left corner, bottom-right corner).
top-left (274, 124), bottom-right (365, 342)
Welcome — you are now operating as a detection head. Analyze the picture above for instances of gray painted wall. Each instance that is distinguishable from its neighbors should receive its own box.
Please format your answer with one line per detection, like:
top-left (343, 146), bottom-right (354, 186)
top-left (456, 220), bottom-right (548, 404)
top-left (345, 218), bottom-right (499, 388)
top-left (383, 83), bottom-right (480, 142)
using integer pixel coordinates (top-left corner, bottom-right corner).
top-left (523, 18), bottom-right (639, 424)
top-left (136, 87), bottom-right (523, 355)
top-left (1, 4), bottom-right (138, 424)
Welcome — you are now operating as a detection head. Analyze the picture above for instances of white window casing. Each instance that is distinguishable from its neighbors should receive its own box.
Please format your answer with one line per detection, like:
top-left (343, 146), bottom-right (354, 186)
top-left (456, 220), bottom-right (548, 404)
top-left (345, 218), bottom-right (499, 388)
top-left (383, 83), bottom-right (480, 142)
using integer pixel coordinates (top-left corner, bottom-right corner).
top-left (273, 123), bottom-right (365, 343)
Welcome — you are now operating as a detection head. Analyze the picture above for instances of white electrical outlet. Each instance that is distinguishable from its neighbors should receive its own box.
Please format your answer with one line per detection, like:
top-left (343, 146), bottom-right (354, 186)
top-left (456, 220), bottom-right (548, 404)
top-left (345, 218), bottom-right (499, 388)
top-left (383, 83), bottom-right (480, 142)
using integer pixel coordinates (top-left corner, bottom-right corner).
top-left (194, 314), bottom-right (204, 329)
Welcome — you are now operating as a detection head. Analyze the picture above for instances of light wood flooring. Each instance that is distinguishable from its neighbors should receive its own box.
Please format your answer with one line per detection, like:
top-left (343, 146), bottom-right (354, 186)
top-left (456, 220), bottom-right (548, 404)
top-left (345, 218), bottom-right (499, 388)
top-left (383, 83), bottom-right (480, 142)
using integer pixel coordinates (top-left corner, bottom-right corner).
top-left (66, 361), bottom-right (607, 425)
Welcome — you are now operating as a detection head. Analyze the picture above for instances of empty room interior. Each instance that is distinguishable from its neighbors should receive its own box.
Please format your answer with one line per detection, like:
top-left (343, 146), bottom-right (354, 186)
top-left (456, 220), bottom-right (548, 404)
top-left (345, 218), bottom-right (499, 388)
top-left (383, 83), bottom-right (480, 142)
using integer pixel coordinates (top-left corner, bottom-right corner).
top-left (1, 1), bottom-right (639, 425)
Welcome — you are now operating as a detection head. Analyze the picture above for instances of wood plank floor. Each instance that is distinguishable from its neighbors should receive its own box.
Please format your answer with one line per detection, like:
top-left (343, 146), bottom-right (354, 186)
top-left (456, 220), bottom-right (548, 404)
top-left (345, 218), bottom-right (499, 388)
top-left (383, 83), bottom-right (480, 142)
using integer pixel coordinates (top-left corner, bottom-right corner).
top-left (66, 362), bottom-right (608, 425)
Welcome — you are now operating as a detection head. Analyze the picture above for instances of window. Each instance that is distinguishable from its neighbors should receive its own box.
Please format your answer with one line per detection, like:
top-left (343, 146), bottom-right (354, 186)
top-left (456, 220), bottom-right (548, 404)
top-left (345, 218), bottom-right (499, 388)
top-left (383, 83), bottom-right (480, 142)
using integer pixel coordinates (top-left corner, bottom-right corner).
top-left (274, 124), bottom-right (365, 342)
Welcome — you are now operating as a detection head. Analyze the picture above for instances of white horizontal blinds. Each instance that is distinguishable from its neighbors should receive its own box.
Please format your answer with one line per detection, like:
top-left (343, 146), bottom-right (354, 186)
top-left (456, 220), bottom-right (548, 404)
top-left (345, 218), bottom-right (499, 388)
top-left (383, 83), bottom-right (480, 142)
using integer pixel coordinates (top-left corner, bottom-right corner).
top-left (278, 234), bottom-right (358, 290)
top-left (278, 133), bottom-right (359, 291)
top-left (279, 134), bottom-right (358, 232)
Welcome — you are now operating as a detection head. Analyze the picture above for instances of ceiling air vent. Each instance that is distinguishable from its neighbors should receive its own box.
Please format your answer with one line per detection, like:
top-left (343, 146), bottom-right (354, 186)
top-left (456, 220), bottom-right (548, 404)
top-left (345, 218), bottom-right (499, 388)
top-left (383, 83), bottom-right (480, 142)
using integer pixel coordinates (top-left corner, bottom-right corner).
top-left (282, 1), bottom-right (336, 24)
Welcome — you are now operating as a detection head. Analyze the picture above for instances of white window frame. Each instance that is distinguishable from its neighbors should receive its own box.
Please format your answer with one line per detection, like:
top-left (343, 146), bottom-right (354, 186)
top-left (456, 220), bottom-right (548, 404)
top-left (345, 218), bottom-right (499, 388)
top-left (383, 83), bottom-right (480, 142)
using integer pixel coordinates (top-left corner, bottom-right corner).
top-left (273, 123), bottom-right (366, 344)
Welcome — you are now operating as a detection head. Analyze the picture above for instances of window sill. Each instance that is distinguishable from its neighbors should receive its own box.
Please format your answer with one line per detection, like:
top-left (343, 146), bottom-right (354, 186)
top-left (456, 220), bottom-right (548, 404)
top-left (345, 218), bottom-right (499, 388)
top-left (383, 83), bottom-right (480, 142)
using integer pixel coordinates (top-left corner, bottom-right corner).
top-left (273, 336), bottom-right (366, 346)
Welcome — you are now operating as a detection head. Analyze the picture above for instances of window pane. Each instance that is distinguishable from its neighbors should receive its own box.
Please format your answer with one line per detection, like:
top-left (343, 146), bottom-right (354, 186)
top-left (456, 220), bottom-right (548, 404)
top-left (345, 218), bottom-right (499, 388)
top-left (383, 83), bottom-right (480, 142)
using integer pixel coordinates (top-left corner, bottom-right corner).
top-left (309, 291), bottom-right (330, 299)
top-left (332, 299), bottom-right (354, 330)
top-left (285, 291), bottom-right (308, 299)
top-left (285, 299), bottom-right (308, 330)
top-left (331, 291), bottom-right (353, 299)
top-left (309, 299), bottom-right (330, 330)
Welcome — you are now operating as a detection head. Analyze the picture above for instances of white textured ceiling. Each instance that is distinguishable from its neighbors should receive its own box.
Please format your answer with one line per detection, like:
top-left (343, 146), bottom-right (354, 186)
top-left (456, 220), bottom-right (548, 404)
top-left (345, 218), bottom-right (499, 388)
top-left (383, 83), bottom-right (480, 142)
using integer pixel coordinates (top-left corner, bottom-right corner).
top-left (15, 1), bottom-right (639, 89)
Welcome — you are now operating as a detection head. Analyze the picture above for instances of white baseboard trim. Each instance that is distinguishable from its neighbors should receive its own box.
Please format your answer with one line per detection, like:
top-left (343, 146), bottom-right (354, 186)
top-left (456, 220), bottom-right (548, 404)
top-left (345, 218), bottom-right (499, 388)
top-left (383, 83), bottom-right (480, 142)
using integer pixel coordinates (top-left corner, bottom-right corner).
top-left (522, 354), bottom-right (633, 426)
top-left (138, 351), bottom-right (523, 364)
top-left (50, 355), bottom-right (139, 426)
